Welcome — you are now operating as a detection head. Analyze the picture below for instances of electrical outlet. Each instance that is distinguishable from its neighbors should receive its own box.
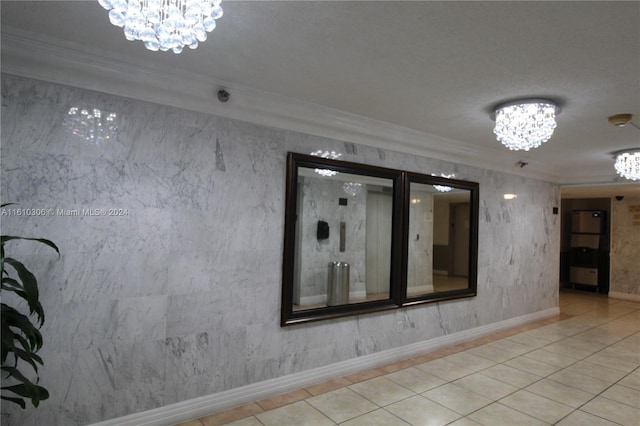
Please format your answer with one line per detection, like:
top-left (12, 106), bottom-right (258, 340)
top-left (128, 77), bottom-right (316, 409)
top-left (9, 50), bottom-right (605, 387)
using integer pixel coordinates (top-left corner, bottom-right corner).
top-left (396, 320), bottom-right (403, 333)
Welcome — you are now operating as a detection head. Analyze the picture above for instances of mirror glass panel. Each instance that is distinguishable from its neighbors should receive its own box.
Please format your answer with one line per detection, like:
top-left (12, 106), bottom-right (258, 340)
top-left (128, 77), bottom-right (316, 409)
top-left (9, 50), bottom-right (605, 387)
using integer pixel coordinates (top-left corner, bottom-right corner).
top-left (407, 182), bottom-right (471, 299)
top-left (293, 167), bottom-right (395, 311)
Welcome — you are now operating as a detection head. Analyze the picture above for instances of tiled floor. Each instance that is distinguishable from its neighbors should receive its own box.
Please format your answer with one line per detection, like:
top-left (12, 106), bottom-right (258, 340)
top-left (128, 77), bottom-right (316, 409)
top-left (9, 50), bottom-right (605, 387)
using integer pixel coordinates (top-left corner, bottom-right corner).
top-left (180, 291), bottom-right (640, 426)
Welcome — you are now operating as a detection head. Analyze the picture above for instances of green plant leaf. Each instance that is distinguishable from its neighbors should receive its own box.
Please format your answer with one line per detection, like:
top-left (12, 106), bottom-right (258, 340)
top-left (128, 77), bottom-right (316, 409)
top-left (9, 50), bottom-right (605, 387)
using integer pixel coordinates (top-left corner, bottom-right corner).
top-left (2, 257), bottom-right (44, 325)
top-left (1, 395), bottom-right (27, 409)
top-left (1, 304), bottom-right (43, 353)
top-left (1, 230), bottom-right (56, 410)
top-left (1, 378), bottom-right (49, 408)
top-left (1, 314), bottom-right (16, 363)
top-left (2, 276), bottom-right (25, 291)
top-left (1, 236), bottom-right (60, 257)
top-left (12, 347), bottom-right (42, 373)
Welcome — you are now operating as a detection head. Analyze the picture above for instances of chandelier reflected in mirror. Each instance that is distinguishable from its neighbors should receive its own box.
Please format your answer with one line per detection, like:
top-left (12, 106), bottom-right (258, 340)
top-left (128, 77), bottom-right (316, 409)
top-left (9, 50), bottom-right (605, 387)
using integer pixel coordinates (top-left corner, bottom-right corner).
top-left (613, 149), bottom-right (640, 181)
top-left (64, 107), bottom-right (118, 143)
top-left (99, 0), bottom-right (223, 53)
top-left (492, 99), bottom-right (560, 151)
top-left (431, 173), bottom-right (455, 192)
top-left (310, 150), bottom-right (342, 177)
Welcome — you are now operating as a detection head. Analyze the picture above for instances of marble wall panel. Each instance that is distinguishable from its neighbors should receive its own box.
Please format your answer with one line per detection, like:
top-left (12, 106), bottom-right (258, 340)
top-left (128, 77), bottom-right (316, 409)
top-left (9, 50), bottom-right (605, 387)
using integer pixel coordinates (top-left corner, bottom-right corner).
top-left (1, 75), bottom-right (560, 425)
top-left (610, 196), bottom-right (640, 296)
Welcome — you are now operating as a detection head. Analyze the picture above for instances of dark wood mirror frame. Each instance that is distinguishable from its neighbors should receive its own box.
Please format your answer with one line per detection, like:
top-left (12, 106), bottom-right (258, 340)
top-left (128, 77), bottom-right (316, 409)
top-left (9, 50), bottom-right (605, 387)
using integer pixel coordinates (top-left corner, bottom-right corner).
top-left (281, 152), bottom-right (479, 326)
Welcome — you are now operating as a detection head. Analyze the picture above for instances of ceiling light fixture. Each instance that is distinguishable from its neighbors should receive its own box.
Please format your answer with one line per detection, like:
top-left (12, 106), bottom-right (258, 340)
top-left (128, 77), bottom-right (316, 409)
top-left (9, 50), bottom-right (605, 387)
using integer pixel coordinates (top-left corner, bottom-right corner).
top-left (613, 149), bottom-right (640, 181)
top-left (492, 99), bottom-right (560, 151)
top-left (98, 0), bottom-right (223, 54)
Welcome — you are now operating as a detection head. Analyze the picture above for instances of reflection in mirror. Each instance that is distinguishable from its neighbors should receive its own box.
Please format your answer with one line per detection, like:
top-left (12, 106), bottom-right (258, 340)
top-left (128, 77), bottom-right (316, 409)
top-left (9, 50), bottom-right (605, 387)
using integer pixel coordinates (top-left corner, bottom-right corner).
top-left (293, 167), bottom-right (394, 311)
top-left (407, 183), bottom-right (471, 298)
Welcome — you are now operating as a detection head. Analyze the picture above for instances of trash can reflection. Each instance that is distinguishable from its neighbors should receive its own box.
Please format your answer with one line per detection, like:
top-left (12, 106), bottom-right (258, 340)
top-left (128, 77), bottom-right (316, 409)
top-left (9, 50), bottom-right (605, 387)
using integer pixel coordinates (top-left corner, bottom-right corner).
top-left (327, 261), bottom-right (350, 306)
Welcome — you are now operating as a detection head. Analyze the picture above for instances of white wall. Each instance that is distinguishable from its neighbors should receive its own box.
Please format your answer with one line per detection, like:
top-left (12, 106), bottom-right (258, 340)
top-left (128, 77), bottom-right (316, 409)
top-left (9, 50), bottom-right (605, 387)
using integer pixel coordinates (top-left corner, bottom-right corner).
top-left (1, 75), bottom-right (560, 425)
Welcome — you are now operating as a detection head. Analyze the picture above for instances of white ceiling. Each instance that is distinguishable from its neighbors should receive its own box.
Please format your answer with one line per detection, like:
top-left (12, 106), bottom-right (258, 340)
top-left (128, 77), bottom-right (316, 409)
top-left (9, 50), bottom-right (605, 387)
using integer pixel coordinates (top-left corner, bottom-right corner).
top-left (2, 1), bottom-right (639, 198)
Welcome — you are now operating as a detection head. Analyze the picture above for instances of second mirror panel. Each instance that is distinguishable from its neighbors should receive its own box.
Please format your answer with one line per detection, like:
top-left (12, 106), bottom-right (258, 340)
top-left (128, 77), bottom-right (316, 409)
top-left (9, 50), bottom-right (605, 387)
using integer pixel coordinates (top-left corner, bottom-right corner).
top-left (407, 182), bottom-right (470, 298)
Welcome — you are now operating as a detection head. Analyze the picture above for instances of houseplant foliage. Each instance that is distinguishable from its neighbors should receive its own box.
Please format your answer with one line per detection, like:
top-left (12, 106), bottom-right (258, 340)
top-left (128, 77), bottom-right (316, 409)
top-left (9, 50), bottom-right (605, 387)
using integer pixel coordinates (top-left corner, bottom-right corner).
top-left (1, 207), bottom-right (59, 409)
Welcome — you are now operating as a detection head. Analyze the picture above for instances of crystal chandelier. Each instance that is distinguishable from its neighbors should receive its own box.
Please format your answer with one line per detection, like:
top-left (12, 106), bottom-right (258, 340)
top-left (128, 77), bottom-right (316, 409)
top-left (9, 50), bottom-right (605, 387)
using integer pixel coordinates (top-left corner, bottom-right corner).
top-left (613, 149), bottom-right (640, 181)
top-left (98, 0), bottom-right (223, 54)
top-left (493, 99), bottom-right (559, 151)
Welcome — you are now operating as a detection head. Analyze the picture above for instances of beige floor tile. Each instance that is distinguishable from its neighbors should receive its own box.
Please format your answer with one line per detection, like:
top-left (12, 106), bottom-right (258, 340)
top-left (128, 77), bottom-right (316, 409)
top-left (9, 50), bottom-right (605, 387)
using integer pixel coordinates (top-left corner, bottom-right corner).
top-left (467, 402), bottom-right (547, 426)
top-left (223, 417), bottom-right (263, 426)
top-left (525, 378), bottom-right (595, 408)
top-left (602, 345), bottom-right (640, 365)
top-left (380, 358), bottom-right (419, 373)
top-left (514, 327), bottom-right (566, 344)
top-left (446, 418), bottom-right (483, 426)
top-left (306, 387), bottom-right (377, 424)
top-left (257, 388), bottom-right (312, 411)
top-left (442, 351), bottom-right (496, 372)
top-left (581, 395), bottom-right (640, 425)
top-left (421, 383), bottom-right (492, 415)
top-left (572, 328), bottom-right (626, 346)
top-left (344, 367), bottom-right (386, 384)
top-left (384, 367), bottom-right (447, 393)
top-left (555, 410), bottom-right (620, 426)
top-left (340, 408), bottom-right (409, 426)
top-left (545, 337), bottom-right (608, 359)
top-left (453, 373), bottom-right (519, 401)
top-left (592, 322), bottom-right (639, 339)
top-left (485, 337), bottom-right (537, 355)
top-left (618, 369), bottom-right (640, 391)
top-left (504, 355), bottom-right (562, 377)
top-left (254, 401), bottom-right (334, 426)
top-left (304, 377), bottom-right (352, 396)
top-left (199, 403), bottom-right (263, 426)
top-left (584, 351), bottom-right (639, 373)
top-left (601, 384), bottom-right (640, 408)
top-left (547, 369), bottom-right (612, 394)
top-left (466, 344), bottom-right (519, 363)
top-left (386, 395), bottom-right (461, 426)
top-left (499, 390), bottom-right (574, 424)
top-left (480, 364), bottom-right (541, 388)
top-left (415, 358), bottom-right (475, 382)
top-left (348, 376), bottom-right (415, 407)
top-left (505, 332), bottom-right (555, 349)
top-left (612, 336), bottom-right (640, 354)
top-left (564, 360), bottom-right (628, 384)
top-left (523, 347), bottom-right (581, 367)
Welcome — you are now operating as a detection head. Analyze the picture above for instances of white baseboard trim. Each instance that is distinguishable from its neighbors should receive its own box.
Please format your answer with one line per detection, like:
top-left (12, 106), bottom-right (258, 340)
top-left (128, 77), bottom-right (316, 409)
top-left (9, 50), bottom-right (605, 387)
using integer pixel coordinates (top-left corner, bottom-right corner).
top-left (608, 291), bottom-right (640, 302)
top-left (89, 306), bottom-right (559, 426)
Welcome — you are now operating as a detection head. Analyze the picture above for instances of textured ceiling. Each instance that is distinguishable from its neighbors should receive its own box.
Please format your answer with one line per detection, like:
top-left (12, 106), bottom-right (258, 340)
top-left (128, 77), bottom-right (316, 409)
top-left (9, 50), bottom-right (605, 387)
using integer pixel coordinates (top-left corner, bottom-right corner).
top-left (2, 1), bottom-right (640, 196)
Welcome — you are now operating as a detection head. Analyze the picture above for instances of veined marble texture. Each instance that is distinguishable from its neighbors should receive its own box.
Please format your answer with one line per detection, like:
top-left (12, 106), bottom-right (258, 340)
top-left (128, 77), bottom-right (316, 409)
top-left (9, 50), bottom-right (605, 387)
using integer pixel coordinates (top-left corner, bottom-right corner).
top-left (610, 197), bottom-right (640, 296)
top-left (1, 75), bottom-right (559, 426)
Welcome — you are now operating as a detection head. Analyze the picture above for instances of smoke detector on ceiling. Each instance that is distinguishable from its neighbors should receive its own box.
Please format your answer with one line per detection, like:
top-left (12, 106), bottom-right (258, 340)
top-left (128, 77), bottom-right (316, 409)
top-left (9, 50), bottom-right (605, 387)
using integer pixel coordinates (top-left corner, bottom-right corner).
top-left (608, 114), bottom-right (634, 128)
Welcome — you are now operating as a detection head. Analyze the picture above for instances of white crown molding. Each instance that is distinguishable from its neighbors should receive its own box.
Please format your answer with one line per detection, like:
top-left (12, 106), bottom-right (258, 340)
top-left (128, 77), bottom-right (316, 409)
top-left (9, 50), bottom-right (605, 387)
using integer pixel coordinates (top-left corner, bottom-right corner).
top-left (88, 306), bottom-right (560, 426)
top-left (1, 27), bottom-right (564, 183)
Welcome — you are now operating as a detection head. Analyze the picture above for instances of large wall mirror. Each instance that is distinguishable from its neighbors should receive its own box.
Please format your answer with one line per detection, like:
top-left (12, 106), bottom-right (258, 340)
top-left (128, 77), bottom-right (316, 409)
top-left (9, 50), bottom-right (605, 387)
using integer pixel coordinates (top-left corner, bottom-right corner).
top-left (282, 153), bottom-right (478, 326)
